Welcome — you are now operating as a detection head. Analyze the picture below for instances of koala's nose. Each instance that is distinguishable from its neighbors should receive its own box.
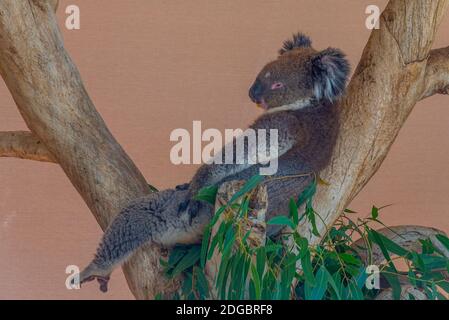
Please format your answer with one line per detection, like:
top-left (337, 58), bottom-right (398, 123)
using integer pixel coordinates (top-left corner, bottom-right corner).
top-left (249, 79), bottom-right (264, 103)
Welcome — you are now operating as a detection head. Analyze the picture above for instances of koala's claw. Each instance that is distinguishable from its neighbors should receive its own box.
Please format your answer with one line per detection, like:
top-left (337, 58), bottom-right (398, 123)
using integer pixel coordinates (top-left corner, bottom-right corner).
top-left (75, 263), bottom-right (112, 293)
top-left (79, 275), bottom-right (110, 293)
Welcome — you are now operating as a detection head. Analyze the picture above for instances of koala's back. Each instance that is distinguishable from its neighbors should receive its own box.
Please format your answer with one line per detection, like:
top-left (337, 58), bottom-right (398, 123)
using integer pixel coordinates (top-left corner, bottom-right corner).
top-left (219, 101), bottom-right (339, 235)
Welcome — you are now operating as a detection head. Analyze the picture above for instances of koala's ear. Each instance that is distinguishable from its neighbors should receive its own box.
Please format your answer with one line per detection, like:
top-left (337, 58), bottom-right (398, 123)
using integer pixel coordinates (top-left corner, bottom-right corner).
top-left (279, 33), bottom-right (312, 55)
top-left (311, 48), bottom-right (350, 102)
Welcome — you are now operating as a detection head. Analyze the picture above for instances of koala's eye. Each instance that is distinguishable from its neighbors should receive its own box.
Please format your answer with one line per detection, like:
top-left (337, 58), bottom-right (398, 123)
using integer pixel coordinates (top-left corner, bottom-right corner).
top-left (271, 82), bottom-right (284, 90)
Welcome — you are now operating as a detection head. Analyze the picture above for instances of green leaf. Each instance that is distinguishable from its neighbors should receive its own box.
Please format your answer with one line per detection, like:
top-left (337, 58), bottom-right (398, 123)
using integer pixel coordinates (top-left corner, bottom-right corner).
top-left (436, 234), bottom-right (449, 251)
top-left (306, 266), bottom-right (328, 300)
top-left (194, 185), bottom-right (218, 204)
top-left (375, 231), bottom-right (409, 257)
top-left (170, 246), bottom-right (201, 277)
top-left (324, 270), bottom-right (342, 300)
top-left (211, 205), bottom-right (227, 226)
top-left (228, 174), bottom-right (264, 204)
top-left (347, 279), bottom-right (364, 300)
top-left (436, 280), bottom-right (449, 295)
top-left (241, 257), bottom-right (251, 299)
top-left (411, 251), bottom-right (426, 272)
top-left (207, 235), bottom-right (219, 261)
top-left (250, 264), bottom-right (262, 300)
top-left (239, 197), bottom-right (250, 218)
top-left (181, 272), bottom-right (193, 296)
top-left (371, 206), bottom-right (379, 219)
top-left (295, 236), bottom-right (309, 257)
top-left (306, 204), bottom-right (320, 237)
top-left (168, 246), bottom-right (188, 268)
top-left (408, 269), bottom-right (417, 287)
top-left (229, 252), bottom-right (244, 299)
top-left (301, 250), bottom-right (316, 286)
top-left (339, 253), bottom-right (361, 266)
top-left (297, 180), bottom-right (317, 207)
top-left (420, 238), bottom-right (435, 254)
top-left (256, 248), bottom-right (266, 279)
top-left (216, 257), bottom-right (231, 299)
top-left (221, 227), bottom-right (236, 260)
top-left (200, 224), bottom-right (211, 267)
top-left (279, 254), bottom-right (297, 299)
top-left (382, 269), bottom-right (402, 300)
top-left (267, 216), bottom-right (296, 229)
top-left (289, 198), bottom-right (299, 226)
top-left (263, 244), bottom-right (283, 253)
top-left (194, 266), bottom-right (209, 299)
top-left (368, 229), bottom-right (411, 273)
top-left (154, 293), bottom-right (163, 300)
top-left (241, 229), bottom-right (252, 244)
top-left (420, 254), bottom-right (448, 271)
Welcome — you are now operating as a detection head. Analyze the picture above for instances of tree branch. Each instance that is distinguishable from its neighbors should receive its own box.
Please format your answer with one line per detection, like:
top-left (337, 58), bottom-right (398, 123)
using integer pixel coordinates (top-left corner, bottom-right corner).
top-left (353, 225), bottom-right (448, 300)
top-left (375, 285), bottom-right (428, 300)
top-left (305, 0), bottom-right (449, 245)
top-left (421, 46), bottom-right (449, 99)
top-left (0, 0), bottom-right (174, 299)
top-left (0, 131), bottom-right (56, 162)
top-left (352, 225), bottom-right (447, 265)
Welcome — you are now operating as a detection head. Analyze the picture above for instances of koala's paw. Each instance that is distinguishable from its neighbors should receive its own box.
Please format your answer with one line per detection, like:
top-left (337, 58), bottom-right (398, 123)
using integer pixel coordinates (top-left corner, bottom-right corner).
top-left (77, 274), bottom-right (110, 293)
top-left (75, 263), bottom-right (112, 293)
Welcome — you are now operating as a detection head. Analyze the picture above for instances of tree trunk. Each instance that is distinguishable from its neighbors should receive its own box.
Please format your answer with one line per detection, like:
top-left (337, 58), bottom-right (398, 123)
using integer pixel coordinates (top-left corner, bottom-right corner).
top-left (0, 0), bottom-right (176, 299)
top-left (305, 0), bottom-right (449, 245)
top-left (0, 0), bottom-right (448, 299)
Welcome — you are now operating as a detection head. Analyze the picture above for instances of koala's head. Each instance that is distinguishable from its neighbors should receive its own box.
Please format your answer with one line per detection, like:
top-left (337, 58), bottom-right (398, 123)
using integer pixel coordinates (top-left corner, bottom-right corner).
top-left (249, 33), bottom-right (350, 111)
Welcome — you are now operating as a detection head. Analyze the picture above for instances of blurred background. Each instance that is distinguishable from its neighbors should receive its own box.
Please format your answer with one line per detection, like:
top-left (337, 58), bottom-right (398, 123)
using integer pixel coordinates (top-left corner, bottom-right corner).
top-left (0, 0), bottom-right (448, 299)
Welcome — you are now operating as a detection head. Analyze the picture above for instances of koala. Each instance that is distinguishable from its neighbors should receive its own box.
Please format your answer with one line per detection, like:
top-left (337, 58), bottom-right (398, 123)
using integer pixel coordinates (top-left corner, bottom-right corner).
top-left (77, 33), bottom-right (350, 292)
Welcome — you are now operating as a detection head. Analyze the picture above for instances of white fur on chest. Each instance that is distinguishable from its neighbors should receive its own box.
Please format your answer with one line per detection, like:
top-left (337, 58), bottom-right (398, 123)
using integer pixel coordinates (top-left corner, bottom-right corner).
top-left (266, 98), bottom-right (312, 114)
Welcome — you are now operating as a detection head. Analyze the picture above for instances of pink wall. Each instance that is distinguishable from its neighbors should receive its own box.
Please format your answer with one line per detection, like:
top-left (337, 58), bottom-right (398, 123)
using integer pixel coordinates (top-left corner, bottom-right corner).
top-left (0, 0), bottom-right (448, 299)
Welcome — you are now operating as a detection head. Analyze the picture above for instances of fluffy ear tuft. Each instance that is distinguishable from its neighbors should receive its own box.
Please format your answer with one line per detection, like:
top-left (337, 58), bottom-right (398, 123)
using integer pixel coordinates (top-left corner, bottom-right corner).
top-left (311, 48), bottom-right (350, 102)
top-left (279, 33), bottom-right (312, 55)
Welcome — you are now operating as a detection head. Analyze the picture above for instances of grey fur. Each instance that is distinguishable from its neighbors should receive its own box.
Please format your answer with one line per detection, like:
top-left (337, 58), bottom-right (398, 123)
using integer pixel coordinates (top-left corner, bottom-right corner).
top-left (78, 189), bottom-right (212, 289)
top-left (311, 48), bottom-right (350, 102)
top-left (78, 33), bottom-right (350, 292)
top-left (279, 33), bottom-right (312, 55)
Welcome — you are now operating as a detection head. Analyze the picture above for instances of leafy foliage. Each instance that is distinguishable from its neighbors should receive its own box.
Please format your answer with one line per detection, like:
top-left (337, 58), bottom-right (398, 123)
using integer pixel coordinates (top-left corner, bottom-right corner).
top-left (160, 176), bottom-right (449, 300)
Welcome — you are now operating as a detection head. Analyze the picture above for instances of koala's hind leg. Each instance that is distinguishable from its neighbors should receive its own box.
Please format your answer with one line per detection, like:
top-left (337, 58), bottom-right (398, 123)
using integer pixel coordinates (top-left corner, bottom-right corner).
top-left (78, 188), bottom-right (212, 292)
